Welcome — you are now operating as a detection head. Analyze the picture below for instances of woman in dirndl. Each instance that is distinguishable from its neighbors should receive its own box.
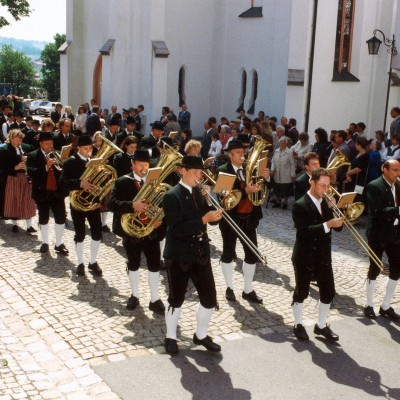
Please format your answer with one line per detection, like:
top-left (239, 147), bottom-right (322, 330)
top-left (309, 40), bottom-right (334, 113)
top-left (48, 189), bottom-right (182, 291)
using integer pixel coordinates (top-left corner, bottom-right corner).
top-left (2, 129), bottom-right (36, 233)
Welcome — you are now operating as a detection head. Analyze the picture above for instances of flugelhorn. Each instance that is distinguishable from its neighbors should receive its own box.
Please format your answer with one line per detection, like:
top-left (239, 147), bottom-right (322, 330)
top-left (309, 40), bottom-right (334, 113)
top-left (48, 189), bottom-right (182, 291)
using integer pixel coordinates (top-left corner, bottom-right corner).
top-left (324, 191), bottom-right (384, 271)
top-left (196, 179), bottom-right (267, 265)
top-left (245, 135), bottom-right (271, 206)
top-left (49, 148), bottom-right (63, 171)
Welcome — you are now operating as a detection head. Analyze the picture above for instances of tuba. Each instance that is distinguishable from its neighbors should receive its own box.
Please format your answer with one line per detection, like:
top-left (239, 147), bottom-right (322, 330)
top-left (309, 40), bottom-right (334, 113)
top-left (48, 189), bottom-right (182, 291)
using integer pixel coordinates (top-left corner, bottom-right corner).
top-left (245, 135), bottom-right (271, 206)
top-left (121, 143), bottom-right (183, 238)
top-left (70, 136), bottom-right (123, 212)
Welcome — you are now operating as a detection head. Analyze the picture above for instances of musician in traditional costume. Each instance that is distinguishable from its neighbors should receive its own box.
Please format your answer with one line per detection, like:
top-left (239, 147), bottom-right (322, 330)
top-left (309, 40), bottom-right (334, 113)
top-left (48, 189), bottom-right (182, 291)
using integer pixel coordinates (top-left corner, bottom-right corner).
top-left (163, 155), bottom-right (223, 355)
top-left (27, 132), bottom-right (69, 254)
top-left (218, 139), bottom-right (270, 304)
top-left (59, 135), bottom-right (103, 276)
top-left (108, 149), bottom-right (165, 313)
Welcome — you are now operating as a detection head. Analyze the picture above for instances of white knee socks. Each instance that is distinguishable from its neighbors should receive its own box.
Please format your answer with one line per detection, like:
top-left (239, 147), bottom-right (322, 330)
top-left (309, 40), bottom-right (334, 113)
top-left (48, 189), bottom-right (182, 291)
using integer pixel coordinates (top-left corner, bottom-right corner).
top-left (292, 302), bottom-right (304, 327)
top-left (101, 212), bottom-right (108, 227)
top-left (243, 262), bottom-right (256, 294)
top-left (40, 224), bottom-right (49, 244)
top-left (75, 242), bottom-right (84, 265)
top-left (148, 271), bottom-right (160, 303)
top-left (196, 303), bottom-right (213, 340)
top-left (317, 301), bottom-right (331, 329)
top-left (55, 223), bottom-right (64, 247)
top-left (165, 305), bottom-right (181, 340)
top-left (90, 239), bottom-right (100, 264)
top-left (366, 279), bottom-right (376, 308)
top-left (381, 278), bottom-right (398, 311)
top-left (128, 270), bottom-right (140, 298)
top-left (221, 262), bottom-right (234, 289)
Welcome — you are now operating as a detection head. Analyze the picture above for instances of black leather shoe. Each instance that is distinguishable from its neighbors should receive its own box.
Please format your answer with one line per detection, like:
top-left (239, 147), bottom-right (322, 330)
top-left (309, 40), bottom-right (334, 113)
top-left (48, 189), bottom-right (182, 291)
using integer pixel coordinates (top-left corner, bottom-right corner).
top-left (364, 306), bottom-right (376, 319)
top-left (282, 204), bottom-right (288, 210)
top-left (54, 244), bottom-right (69, 255)
top-left (102, 225), bottom-right (111, 233)
top-left (225, 287), bottom-right (236, 302)
top-left (272, 203), bottom-right (281, 208)
top-left (11, 225), bottom-right (18, 233)
top-left (242, 290), bottom-right (263, 304)
top-left (40, 243), bottom-right (49, 253)
top-left (193, 334), bottom-right (221, 352)
top-left (379, 306), bottom-right (400, 321)
top-left (76, 263), bottom-right (85, 276)
top-left (314, 324), bottom-right (339, 342)
top-left (164, 338), bottom-right (179, 355)
top-left (88, 262), bottom-right (102, 276)
top-left (26, 226), bottom-right (37, 234)
top-left (127, 295), bottom-right (139, 310)
top-left (149, 299), bottom-right (165, 314)
top-left (293, 324), bottom-right (309, 342)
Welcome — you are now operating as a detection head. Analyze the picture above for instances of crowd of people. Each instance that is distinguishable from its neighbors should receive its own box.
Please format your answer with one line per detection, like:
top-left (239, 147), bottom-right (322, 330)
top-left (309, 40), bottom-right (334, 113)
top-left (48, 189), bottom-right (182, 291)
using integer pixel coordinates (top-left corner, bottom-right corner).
top-left (0, 97), bottom-right (399, 354)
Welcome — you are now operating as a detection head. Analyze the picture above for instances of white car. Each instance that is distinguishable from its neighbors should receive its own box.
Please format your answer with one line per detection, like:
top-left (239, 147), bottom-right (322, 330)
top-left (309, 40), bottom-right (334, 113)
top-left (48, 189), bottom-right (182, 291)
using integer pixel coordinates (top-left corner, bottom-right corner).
top-left (29, 100), bottom-right (55, 115)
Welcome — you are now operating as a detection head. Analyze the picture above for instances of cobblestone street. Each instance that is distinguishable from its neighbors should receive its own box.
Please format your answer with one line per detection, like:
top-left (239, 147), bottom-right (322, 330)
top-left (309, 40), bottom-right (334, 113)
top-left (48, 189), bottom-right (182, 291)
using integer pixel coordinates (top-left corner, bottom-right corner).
top-left (0, 199), bottom-right (399, 399)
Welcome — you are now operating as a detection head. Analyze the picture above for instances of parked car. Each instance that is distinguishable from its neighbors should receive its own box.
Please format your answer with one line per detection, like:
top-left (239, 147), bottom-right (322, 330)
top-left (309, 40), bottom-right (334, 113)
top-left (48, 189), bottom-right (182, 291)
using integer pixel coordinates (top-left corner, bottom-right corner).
top-left (29, 100), bottom-right (55, 115)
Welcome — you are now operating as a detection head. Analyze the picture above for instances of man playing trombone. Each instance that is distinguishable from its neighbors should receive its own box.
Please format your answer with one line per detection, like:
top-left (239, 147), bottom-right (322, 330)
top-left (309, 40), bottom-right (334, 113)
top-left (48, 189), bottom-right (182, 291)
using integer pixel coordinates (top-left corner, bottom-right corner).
top-left (364, 159), bottom-right (400, 320)
top-left (291, 168), bottom-right (343, 342)
top-left (218, 139), bottom-right (270, 304)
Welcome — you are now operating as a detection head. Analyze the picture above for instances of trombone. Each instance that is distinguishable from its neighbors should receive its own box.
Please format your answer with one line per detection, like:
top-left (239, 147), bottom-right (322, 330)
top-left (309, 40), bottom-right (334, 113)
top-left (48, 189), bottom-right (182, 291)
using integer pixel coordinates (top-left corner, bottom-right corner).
top-left (196, 179), bottom-right (267, 265)
top-left (326, 185), bottom-right (364, 223)
top-left (324, 191), bottom-right (384, 272)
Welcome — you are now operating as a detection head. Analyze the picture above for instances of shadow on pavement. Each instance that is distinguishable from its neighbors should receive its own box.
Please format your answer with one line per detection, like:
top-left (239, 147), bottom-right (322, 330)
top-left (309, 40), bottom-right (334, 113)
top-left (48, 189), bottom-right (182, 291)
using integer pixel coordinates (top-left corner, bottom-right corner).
top-left (169, 349), bottom-right (251, 400)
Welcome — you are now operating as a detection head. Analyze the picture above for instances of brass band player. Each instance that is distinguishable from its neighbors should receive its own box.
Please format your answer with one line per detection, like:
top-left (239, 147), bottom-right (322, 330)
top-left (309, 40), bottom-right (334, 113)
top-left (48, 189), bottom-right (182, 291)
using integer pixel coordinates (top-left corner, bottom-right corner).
top-left (59, 135), bottom-right (103, 276)
top-left (218, 139), bottom-right (270, 304)
top-left (26, 132), bottom-right (69, 254)
top-left (108, 149), bottom-right (165, 313)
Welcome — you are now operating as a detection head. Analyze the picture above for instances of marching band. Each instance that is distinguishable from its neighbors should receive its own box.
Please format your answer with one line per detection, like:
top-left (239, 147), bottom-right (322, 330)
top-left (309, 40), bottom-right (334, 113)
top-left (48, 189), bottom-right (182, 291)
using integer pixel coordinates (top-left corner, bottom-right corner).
top-left (0, 106), bottom-right (400, 357)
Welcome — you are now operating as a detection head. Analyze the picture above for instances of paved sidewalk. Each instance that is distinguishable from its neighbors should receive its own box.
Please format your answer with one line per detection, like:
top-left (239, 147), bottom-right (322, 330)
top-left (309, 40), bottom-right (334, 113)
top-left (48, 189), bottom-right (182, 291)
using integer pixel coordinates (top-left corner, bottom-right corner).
top-left (0, 200), bottom-right (399, 399)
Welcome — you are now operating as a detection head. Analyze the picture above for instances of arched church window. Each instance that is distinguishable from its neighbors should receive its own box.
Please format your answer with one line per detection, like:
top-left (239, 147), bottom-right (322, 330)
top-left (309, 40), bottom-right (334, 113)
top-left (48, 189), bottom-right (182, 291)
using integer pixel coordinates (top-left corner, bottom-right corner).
top-left (178, 66), bottom-right (186, 106)
top-left (334, 0), bottom-right (355, 73)
top-left (247, 70), bottom-right (258, 114)
top-left (237, 69), bottom-right (247, 113)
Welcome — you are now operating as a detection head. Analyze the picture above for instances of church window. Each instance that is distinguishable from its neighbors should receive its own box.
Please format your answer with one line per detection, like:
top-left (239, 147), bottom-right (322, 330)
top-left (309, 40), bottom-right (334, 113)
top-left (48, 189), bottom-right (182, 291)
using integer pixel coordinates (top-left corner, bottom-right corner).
top-left (178, 66), bottom-right (186, 106)
top-left (334, 0), bottom-right (355, 74)
top-left (237, 70), bottom-right (247, 112)
top-left (247, 70), bottom-right (258, 114)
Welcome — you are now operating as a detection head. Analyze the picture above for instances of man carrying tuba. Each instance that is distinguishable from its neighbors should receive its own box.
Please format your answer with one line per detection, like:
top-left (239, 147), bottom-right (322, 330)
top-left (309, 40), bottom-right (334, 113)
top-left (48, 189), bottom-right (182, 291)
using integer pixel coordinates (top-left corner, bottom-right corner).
top-left (108, 149), bottom-right (166, 314)
top-left (59, 135), bottom-right (103, 277)
top-left (218, 139), bottom-right (271, 304)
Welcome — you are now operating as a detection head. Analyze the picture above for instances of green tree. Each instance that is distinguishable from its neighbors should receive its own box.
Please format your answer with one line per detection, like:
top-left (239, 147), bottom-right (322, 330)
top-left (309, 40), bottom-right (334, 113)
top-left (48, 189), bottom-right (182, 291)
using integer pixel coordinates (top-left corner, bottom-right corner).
top-left (0, 0), bottom-right (31, 29)
top-left (41, 33), bottom-right (65, 101)
top-left (0, 44), bottom-right (35, 95)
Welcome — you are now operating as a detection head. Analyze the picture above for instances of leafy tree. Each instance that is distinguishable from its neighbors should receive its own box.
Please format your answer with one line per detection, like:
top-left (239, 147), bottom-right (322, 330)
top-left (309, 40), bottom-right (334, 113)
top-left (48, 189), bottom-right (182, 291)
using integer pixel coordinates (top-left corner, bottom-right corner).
top-left (41, 33), bottom-right (65, 101)
top-left (0, 0), bottom-right (31, 29)
top-left (0, 44), bottom-right (35, 95)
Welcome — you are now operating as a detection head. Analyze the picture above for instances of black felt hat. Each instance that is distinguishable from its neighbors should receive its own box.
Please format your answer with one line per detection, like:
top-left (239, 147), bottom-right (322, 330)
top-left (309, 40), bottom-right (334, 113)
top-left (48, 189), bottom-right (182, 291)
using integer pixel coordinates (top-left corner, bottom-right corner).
top-left (237, 133), bottom-right (251, 146)
top-left (224, 139), bottom-right (246, 152)
top-left (178, 155), bottom-right (207, 170)
top-left (109, 115), bottom-right (121, 126)
top-left (76, 135), bottom-right (93, 147)
top-left (38, 131), bottom-right (54, 142)
top-left (131, 149), bottom-right (150, 163)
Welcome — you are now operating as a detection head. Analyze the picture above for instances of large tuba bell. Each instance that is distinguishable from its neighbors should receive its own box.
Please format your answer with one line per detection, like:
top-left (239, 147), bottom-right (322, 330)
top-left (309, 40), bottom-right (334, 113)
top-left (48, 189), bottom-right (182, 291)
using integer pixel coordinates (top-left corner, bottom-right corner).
top-left (245, 135), bottom-right (271, 206)
top-left (326, 149), bottom-right (351, 171)
top-left (70, 136), bottom-right (123, 212)
top-left (121, 143), bottom-right (183, 238)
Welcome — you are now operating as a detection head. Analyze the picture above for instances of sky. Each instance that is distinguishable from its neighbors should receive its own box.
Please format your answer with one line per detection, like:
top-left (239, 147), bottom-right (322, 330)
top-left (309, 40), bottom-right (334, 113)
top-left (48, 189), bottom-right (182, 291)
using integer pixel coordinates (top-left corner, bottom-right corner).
top-left (0, 0), bottom-right (66, 42)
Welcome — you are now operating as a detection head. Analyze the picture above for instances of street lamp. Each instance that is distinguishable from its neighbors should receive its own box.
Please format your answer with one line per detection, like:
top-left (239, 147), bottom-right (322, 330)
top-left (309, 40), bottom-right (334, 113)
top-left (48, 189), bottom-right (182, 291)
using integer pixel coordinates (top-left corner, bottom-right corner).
top-left (366, 29), bottom-right (397, 132)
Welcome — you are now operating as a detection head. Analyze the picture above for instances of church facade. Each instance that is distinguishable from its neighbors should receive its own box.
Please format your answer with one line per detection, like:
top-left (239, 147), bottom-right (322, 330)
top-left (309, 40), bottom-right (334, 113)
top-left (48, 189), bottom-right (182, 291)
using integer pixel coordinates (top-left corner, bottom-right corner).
top-left (60, 0), bottom-right (400, 137)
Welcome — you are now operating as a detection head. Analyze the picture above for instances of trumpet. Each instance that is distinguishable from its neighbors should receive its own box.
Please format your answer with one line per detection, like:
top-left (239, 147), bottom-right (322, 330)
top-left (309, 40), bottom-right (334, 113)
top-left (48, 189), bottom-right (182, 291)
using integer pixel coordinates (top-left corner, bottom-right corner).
top-left (49, 149), bottom-right (63, 171)
top-left (324, 191), bottom-right (384, 271)
top-left (196, 179), bottom-right (267, 265)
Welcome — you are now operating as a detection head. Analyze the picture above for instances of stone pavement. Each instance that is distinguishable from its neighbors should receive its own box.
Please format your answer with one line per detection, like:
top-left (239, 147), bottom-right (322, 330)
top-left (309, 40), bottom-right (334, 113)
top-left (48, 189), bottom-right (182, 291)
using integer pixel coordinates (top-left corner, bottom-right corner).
top-left (0, 198), bottom-right (399, 399)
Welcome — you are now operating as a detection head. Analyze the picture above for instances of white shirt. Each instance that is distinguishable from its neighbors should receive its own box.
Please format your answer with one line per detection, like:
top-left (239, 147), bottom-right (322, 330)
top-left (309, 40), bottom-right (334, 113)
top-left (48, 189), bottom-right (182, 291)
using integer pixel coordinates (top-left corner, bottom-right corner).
top-left (307, 191), bottom-right (330, 233)
top-left (179, 179), bottom-right (192, 194)
top-left (209, 140), bottom-right (222, 157)
top-left (133, 173), bottom-right (146, 185)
